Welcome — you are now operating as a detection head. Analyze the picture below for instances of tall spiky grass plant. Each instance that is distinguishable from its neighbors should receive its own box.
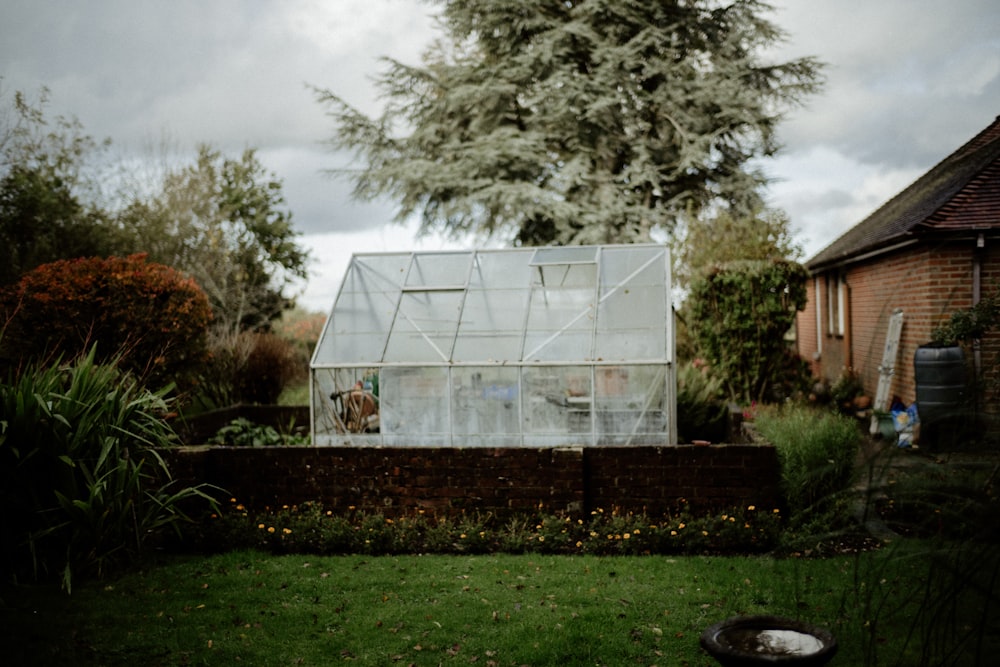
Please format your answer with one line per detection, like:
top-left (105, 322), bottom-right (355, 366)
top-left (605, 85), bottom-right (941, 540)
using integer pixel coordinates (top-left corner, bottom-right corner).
top-left (754, 403), bottom-right (861, 520)
top-left (0, 347), bottom-right (217, 592)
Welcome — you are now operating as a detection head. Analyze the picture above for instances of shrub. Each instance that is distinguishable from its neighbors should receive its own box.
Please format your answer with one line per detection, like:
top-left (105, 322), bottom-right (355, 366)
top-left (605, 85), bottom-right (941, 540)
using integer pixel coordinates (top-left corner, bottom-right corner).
top-left (195, 329), bottom-right (256, 409)
top-left (753, 403), bottom-right (861, 520)
top-left (687, 258), bottom-right (808, 404)
top-left (675, 360), bottom-right (729, 442)
top-left (196, 331), bottom-right (302, 408)
top-left (0, 348), bottom-right (217, 591)
top-left (237, 332), bottom-right (302, 404)
top-left (208, 417), bottom-right (309, 447)
top-left (0, 254), bottom-right (212, 390)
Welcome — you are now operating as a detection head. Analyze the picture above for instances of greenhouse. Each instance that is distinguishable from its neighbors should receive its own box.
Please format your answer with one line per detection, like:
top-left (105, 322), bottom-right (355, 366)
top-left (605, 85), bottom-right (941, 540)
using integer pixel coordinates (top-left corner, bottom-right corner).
top-left (310, 244), bottom-right (676, 446)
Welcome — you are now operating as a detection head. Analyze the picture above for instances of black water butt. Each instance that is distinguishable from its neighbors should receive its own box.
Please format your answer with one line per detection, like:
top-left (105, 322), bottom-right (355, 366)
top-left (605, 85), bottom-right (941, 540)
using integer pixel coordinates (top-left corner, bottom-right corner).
top-left (914, 344), bottom-right (968, 447)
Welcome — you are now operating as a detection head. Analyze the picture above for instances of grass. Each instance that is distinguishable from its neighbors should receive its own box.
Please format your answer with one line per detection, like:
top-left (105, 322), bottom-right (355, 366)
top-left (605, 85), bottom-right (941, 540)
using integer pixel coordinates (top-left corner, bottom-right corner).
top-left (4, 545), bottom-right (987, 666)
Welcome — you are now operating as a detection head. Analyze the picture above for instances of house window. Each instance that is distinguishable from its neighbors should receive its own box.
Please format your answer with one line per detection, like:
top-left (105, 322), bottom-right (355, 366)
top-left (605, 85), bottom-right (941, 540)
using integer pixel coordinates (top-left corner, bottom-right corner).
top-left (826, 274), bottom-right (846, 337)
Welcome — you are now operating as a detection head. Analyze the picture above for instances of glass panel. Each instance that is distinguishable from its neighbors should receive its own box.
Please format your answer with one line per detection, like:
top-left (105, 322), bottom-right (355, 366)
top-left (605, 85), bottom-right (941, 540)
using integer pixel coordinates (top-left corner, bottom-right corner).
top-left (451, 366), bottom-right (520, 446)
top-left (595, 249), bottom-right (667, 361)
top-left (535, 262), bottom-right (596, 288)
top-left (595, 285), bottom-right (666, 360)
top-left (469, 251), bottom-right (534, 287)
top-left (453, 287), bottom-right (530, 362)
top-left (453, 333), bottom-right (523, 363)
top-left (599, 246), bottom-right (665, 285)
top-left (523, 330), bottom-right (592, 361)
top-left (522, 366), bottom-right (593, 442)
top-left (351, 254), bottom-right (411, 291)
top-left (594, 330), bottom-right (663, 361)
top-left (312, 368), bottom-right (382, 446)
top-left (405, 252), bottom-right (472, 287)
top-left (384, 291), bottom-right (463, 362)
top-left (380, 366), bottom-right (450, 445)
top-left (593, 365), bottom-right (667, 445)
top-left (526, 260), bottom-right (596, 361)
top-left (320, 289), bottom-right (398, 363)
top-left (318, 255), bottom-right (409, 364)
top-left (531, 246), bottom-right (598, 265)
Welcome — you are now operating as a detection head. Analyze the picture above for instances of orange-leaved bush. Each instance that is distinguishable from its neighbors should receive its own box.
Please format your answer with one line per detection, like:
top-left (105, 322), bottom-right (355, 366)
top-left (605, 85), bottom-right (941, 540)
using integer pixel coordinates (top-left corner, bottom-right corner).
top-left (0, 254), bottom-right (212, 388)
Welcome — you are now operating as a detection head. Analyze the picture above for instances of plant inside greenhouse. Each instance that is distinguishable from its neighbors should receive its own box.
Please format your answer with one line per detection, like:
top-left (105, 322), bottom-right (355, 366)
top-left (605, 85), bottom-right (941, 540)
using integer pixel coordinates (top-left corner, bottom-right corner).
top-left (311, 245), bottom-right (675, 446)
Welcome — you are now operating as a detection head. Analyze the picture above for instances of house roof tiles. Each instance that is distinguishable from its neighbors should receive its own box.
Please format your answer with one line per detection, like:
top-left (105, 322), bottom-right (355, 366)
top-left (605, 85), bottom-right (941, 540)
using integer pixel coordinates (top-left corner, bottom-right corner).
top-left (807, 115), bottom-right (1000, 270)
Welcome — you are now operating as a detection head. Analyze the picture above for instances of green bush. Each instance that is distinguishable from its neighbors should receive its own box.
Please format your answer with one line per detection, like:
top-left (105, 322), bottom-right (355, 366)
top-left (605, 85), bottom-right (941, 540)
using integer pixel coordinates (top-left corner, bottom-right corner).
top-left (753, 404), bottom-right (861, 520)
top-left (208, 417), bottom-right (309, 447)
top-left (687, 258), bottom-right (808, 404)
top-left (0, 348), bottom-right (217, 591)
top-left (0, 254), bottom-right (212, 390)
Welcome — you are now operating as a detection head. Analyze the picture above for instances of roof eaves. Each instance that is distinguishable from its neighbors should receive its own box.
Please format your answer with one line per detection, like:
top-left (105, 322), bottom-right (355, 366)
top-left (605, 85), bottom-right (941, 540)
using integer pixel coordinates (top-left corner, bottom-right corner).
top-left (805, 116), bottom-right (1000, 271)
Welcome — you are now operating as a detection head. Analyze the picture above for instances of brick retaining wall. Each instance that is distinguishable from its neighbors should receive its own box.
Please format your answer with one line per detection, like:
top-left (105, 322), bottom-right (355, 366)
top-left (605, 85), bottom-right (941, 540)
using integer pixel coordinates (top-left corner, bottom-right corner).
top-left (164, 444), bottom-right (780, 518)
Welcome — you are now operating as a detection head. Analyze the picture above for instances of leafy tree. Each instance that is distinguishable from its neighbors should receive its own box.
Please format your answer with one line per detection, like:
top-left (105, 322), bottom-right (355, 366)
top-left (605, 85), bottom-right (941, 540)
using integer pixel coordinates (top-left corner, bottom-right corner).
top-left (1, 88), bottom-right (310, 330)
top-left (316, 0), bottom-right (823, 246)
top-left (673, 205), bottom-right (802, 290)
top-left (0, 87), bottom-right (124, 284)
top-left (116, 145), bottom-right (310, 332)
top-left (687, 258), bottom-right (808, 404)
top-left (0, 254), bottom-right (213, 389)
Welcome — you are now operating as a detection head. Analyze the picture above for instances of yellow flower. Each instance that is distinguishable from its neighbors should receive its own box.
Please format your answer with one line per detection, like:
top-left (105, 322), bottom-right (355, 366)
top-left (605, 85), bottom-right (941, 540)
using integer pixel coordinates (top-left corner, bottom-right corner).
top-left (538, 535), bottom-right (545, 542)
top-left (267, 526), bottom-right (275, 533)
top-left (282, 528), bottom-right (292, 535)
top-left (678, 523), bottom-right (686, 530)
top-left (258, 523), bottom-right (266, 529)
top-left (575, 541), bottom-right (583, 548)
top-left (747, 505), bottom-right (756, 511)
top-left (460, 533), bottom-right (467, 539)
top-left (623, 533), bottom-right (631, 540)
top-left (236, 504), bottom-right (245, 511)
top-left (670, 530), bottom-right (677, 536)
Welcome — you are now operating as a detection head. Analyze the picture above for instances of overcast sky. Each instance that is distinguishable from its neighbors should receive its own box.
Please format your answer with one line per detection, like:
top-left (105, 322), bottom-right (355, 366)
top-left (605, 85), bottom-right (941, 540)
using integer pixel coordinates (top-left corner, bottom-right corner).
top-left (2, 0), bottom-right (998, 311)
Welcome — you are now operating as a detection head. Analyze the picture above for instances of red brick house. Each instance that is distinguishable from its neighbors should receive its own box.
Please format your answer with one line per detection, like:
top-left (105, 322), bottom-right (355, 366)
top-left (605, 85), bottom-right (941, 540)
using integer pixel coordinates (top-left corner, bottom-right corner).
top-left (796, 115), bottom-right (1000, 423)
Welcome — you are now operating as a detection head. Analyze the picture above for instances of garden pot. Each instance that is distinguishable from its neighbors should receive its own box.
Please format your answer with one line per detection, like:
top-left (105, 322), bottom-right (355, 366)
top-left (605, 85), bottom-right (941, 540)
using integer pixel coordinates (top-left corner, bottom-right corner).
top-left (700, 615), bottom-right (837, 666)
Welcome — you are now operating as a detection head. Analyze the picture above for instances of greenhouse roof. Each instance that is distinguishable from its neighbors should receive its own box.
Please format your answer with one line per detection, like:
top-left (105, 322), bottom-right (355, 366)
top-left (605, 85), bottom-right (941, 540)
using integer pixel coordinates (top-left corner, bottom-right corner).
top-left (312, 244), bottom-right (672, 368)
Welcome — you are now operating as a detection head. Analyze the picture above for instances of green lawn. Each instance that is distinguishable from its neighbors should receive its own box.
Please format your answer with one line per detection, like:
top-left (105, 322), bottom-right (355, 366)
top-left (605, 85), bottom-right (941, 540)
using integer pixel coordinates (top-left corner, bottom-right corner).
top-left (5, 544), bottom-right (993, 666)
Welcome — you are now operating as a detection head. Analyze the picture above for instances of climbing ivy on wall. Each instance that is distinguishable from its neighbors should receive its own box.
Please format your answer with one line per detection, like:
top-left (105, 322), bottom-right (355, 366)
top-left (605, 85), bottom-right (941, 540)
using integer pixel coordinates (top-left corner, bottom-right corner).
top-left (687, 258), bottom-right (808, 405)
